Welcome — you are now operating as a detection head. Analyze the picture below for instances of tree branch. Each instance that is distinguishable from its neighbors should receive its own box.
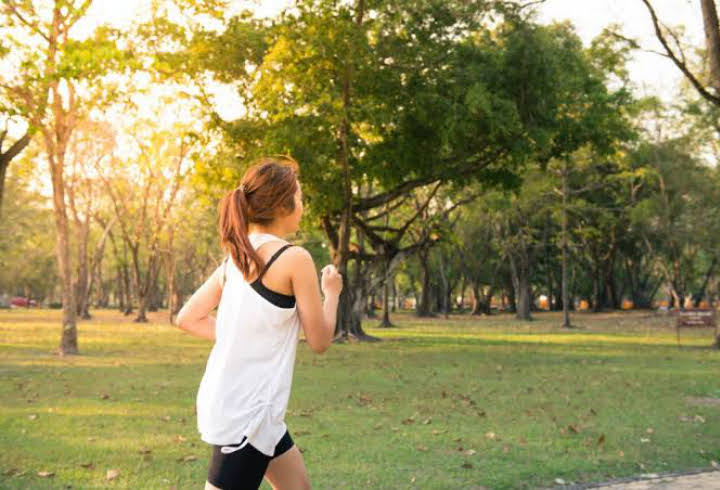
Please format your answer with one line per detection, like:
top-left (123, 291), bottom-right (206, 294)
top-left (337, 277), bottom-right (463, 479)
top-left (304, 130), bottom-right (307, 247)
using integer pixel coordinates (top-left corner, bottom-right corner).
top-left (640, 0), bottom-right (720, 107)
top-left (0, 132), bottom-right (31, 163)
top-left (4, 1), bottom-right (51, 42)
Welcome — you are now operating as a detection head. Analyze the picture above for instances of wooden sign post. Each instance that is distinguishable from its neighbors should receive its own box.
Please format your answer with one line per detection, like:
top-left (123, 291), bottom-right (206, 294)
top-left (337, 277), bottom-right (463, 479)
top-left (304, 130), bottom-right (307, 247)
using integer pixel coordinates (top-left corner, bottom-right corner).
top-left (675, 309), bottom-right (719, 348)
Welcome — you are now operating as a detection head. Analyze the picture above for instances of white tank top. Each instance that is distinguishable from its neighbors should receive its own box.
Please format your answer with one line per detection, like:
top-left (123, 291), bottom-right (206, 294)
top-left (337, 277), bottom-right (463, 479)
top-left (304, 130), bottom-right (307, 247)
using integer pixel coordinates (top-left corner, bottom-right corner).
top-left (196, 232), bottom-right (301, 456)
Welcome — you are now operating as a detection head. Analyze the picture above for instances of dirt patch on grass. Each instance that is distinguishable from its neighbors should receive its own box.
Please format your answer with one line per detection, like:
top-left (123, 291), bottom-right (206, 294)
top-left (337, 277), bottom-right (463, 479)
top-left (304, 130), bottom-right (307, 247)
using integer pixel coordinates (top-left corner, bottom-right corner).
top-left (685, 396), bottom-right (720, 407)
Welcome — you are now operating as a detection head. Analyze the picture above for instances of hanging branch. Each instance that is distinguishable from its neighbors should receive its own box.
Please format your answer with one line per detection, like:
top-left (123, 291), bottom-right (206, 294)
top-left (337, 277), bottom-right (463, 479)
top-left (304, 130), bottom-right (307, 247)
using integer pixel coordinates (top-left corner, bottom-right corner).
top-left (640, 0), bottom-right (720, 107)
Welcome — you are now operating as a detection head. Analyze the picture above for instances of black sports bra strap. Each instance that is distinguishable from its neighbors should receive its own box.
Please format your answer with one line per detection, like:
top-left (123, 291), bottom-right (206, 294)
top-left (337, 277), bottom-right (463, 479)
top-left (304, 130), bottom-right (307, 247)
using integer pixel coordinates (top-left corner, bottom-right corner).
top-left (257, 243), bottom-right (294, 281)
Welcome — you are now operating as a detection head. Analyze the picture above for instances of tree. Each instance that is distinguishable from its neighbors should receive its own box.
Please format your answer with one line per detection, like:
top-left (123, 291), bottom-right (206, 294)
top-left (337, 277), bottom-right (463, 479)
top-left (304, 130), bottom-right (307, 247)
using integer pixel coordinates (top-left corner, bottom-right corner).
top-left (191, 1), bottom-right (639, 337)
top-left (1, 0), bottom-right (133, 354)
top-left (95, 121), bottom-right (193, 322)
top-left (65, 119), bottom-right (116, 319)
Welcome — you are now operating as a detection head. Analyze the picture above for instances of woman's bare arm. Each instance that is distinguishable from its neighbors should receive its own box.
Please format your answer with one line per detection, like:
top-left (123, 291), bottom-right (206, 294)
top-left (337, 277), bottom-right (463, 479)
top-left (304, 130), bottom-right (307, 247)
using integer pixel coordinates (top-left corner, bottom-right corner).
top-left (289, 247), bottom-right (342, 353)
top-left (175, 265), bottom-right (223, 341)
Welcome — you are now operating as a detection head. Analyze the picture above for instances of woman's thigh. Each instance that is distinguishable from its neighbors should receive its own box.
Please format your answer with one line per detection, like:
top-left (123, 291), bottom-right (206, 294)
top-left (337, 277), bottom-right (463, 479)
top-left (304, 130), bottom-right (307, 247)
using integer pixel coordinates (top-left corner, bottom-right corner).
top-left (263, 445), bottom-right (311, 490)
top-left (207, 442), bottom-right (270, 490)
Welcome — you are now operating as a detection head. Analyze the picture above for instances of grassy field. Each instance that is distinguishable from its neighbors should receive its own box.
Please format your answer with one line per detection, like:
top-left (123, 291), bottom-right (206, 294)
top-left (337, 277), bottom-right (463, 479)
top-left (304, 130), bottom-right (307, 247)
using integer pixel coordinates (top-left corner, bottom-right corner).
top-left (0, 308), bottom-right (718, 489)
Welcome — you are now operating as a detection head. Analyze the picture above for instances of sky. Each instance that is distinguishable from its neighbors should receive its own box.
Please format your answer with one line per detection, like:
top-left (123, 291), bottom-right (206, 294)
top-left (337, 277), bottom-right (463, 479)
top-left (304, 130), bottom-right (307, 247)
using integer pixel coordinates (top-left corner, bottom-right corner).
top-left (71, 0), bottom-right (706, 120)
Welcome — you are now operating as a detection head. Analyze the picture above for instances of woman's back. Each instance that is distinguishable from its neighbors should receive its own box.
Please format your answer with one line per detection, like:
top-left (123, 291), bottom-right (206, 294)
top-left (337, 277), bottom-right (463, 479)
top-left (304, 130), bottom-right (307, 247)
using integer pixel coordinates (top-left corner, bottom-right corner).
top-left (196, 232), bottom-right (301, 457)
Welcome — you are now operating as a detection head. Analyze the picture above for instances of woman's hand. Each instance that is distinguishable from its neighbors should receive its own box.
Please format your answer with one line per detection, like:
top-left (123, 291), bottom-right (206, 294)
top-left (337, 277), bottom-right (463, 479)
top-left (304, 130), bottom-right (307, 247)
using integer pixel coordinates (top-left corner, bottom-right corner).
top-left (320, 264), bottom-right (343, 297)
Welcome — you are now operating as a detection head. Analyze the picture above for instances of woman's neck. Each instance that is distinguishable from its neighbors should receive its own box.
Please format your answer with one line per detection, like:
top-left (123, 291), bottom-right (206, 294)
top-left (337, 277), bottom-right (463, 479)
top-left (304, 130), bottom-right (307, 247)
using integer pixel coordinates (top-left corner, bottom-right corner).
top-left (248, 224), bottom-right (288, 237)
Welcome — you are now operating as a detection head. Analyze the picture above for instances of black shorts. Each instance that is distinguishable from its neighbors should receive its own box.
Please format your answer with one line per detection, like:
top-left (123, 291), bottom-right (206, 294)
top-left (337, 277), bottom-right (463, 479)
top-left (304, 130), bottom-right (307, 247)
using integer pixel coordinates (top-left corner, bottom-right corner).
top-left (207, 430), bottom-right (294, 490)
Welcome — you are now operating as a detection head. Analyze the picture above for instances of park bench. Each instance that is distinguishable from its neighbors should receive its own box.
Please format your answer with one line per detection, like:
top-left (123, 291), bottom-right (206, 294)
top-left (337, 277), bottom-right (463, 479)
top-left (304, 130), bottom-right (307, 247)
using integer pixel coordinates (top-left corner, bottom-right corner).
top-left (675, 309), bottom-right (720, 348)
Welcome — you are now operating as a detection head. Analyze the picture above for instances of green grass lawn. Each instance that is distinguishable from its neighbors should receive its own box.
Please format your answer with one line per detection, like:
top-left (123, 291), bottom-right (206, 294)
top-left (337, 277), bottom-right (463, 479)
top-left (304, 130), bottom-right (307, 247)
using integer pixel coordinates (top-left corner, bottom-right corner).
top-left (0, 308), bottom-right (718, 489)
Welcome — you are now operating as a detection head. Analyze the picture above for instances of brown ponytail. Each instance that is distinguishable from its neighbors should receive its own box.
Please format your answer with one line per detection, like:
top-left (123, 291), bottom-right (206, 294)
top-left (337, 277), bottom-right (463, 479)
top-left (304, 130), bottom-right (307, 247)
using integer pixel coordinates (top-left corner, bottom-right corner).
top-left (218, 155), bottom-right (300, 280)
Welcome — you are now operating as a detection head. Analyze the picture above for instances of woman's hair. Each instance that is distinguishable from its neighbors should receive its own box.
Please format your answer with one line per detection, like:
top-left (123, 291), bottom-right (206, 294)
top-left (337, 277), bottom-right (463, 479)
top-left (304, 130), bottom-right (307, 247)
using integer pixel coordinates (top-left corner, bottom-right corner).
top-left (218, 155), bottom-right (300, 280)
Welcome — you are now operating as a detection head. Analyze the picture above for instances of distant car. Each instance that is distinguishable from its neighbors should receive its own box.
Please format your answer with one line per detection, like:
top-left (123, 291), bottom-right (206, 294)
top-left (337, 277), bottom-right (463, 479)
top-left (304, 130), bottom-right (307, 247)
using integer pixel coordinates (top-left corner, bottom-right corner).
top-left (10, 297), bottom-right (37, 308)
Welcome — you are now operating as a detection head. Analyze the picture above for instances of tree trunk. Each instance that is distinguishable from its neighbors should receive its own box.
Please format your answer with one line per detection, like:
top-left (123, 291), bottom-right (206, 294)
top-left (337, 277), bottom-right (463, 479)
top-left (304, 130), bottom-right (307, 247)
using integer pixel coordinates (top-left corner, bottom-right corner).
top-left (86, 217), bottom-right (113, 312)
top-left (167, 226), bottom-right (177, 324)
top-left (471, 283), bottom-right (481, 315)
top-left (50, 152), bottom-right (79, 355)
top-left (379, 259), bottom-right (395, 327)
top-left (693, 257), bottom-right (717, 306)
top-left (544, 212), bottom-right (554, 310)
top-left (366, 289), bottom-right (377, 318)
top-left (391, 274), bottom-right (398, 312)
top-left (702, 0), bottom-right (720, 92)
top-left (71, 193), bottom-right (92, 320)
top-left (438, 253), bottom-right (451, 318)
top-left (416, 246), bottom-right (433, 317)
top-left (561, 159), bottom-right (572, 328)
top-left (516, 269), bottom-right (532, 321)
top-left (509, 252), bottom-right (532, 321)
top-left (592, 269), bottom-right (602, 312)
top-left (457, 275), bottom-right (466, 310)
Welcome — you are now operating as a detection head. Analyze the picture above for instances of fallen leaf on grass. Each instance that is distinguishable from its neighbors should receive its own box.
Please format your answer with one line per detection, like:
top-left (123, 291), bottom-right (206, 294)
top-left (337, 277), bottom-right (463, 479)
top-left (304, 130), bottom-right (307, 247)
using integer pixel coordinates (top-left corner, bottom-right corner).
top-left (357, 393), bottom-right (373, 404)
top-left (79, 462), bottom-right (95, 469)
top-left (555, 478), bottom-right (565, 485)
top-left (106, 468), bottom-right (120, 480)
top-left (464, 449), bottom-right (476, 456)
top-left (484, 431), bottom-right (496, 440)
top-left (175, 435), bottom-right (187, 443)
top-left (422, 417), bottom-right (432, 425)
top-left (28, 414), bottom-right (37, 420)
top-left (138, 448), bottom-right (152, 454)
top-left (100, 393), bottom-right (110, 400)
top-left (37, 471), bottom-right (54, 478)
top-left (461, 462), bottom-right (473, 469)
top-left (177, 455), bottom-right (196, 463)
top-left (401, 417), bottom-right (415, 425)
top-left (416, 445), bottom-right (429, 452)
top-left (597, 434), bottom-right (605, 446)
top-left (678, 414), bottom-right (706, 423)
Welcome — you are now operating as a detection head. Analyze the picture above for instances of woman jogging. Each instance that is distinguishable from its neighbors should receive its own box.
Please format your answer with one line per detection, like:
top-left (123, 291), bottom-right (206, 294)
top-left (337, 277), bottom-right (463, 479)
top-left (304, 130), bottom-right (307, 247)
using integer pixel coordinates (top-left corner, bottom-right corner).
top-left (175, 156), bottom-right (343, 490)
